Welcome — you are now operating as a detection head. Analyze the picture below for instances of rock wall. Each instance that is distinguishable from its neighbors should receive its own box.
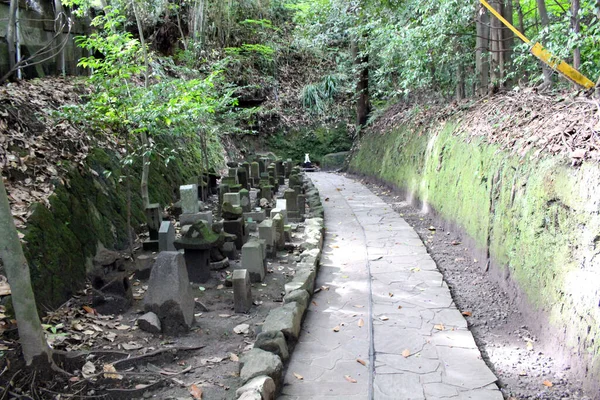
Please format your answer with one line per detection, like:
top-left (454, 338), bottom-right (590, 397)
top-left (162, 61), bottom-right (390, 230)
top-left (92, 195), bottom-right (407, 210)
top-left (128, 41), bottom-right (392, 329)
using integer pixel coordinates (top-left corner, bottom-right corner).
top-left (349, 121), bottom-right (600, 391)
top-left (22, 138), bottom-right (209, 310)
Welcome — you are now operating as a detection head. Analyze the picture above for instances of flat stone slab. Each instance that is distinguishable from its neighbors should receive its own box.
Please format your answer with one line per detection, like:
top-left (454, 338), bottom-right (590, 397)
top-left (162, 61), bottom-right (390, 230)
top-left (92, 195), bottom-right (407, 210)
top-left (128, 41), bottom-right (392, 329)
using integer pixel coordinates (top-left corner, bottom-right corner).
top-left (279, 173), bottom-right (500, 399)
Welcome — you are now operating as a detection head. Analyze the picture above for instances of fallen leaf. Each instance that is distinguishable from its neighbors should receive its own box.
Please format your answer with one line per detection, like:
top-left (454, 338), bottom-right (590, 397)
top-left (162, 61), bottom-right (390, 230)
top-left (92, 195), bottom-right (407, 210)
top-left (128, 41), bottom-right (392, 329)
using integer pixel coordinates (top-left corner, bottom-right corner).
top-left (344, 375), bottom-right (357, 383)
top-left (190, 384), bottom-right (203, 399)
top-left (82, 306), bottom-right (95, 314)
top-left (293, 372), bottom-right (303, 380)
top-left (388, 292), bottom-right (394, 297)
top-left (81, 361), bottom-right (96, 378)
top-left (354, 305), bottom-right (364, 308)
top-left (356, 359), bottom-right (367, 366)
top-left (102, 364), bottom-right (123, 380)
top-left (402, 349), bottom-right (411, 358)
top-left (229, 353), bottom-right (239, 362)
top-left (311, 301), bottom-right (317, 306)
top-left (216, 285), bottom-right (224, 290)
top-left (116, 324), bottom-right (130, 330)
top-left (571, 148), bottom-right (586, 159)
top-left (461, 311), bottom-right (472, 317)
top-left (379, 316), bottom-right (389, 321)
top-left (358, 319), bottom-right (364, 328)
top-left (121, 342), bottom-right (142, 350)
top-left (135, 384), bottom-right (151, 390)
top-left (219, 314), bottom-right (231, 318)
top-left (434, 324), bottom-right (445, 331)
top-left (526, 341), bottom-right (534, 351)
top-left (543, 380), bottom-right (553, 387)
top-left (333, 326), bottom-right (340, 332)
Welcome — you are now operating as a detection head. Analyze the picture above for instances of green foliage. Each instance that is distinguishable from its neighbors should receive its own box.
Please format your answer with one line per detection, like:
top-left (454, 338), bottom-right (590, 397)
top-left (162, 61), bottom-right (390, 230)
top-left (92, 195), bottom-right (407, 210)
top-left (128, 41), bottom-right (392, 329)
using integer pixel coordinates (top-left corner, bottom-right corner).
top-left (301, 74), bottom-right (346, 114)
top-left (267, 124), bottom-right (352, 163)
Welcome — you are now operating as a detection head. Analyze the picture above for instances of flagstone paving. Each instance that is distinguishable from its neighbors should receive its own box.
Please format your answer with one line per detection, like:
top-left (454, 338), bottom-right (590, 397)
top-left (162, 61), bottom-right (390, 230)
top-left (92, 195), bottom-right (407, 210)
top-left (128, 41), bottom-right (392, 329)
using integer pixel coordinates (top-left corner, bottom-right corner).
top-left (279, 172), bottom-right (502, 400)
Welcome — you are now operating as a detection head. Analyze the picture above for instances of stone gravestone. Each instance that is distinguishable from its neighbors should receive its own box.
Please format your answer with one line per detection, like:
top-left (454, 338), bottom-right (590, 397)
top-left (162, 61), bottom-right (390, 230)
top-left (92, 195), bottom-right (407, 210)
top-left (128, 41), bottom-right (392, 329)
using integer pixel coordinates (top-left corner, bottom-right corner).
top-left (180, 184), bottom-right (199, 214)
top-left (233, 269), bottom-right (252, 313)
top-left (239, 189), bottom-right (251, 212)
top-left (258, 220), bottom-right (275, 257)
top-left (222, 201), bottom-right (248, 249)
top-left (242, 241), bottom-right (266, 282)
top-left (237, 167), bottom-right (249, 190)
top-left (258, 158), bottom-right (266, 175)
top-left (285, 160), bottom-right (292, 178)
top-left (144, 252), bottom-right (195, 335)
top-left (297, 194), bottom-right (307, 220)
top-left (174, 221), bottom-right (223, 283)
top-left (224, 192), bottom-right (241, 207)
top-left (143, 203), bottom-right (162, 251)
top-left (250, 162), bottom-right (260, 187)
top-left (284, 189), bottom-right (300, 220)
top-left (159, 221), bottom-right (176, 252)
top-left (272, 213), bottom-right (285, 250)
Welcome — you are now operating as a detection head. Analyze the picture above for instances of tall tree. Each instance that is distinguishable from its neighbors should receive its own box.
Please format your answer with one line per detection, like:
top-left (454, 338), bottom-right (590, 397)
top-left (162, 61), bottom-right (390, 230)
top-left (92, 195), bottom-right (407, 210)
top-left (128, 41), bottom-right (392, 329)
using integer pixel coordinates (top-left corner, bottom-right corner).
top-left (571, 0), bottom-right (581, 70)
top-left (536, 0), bottom-right (553, 89)
top-left (476, 4), bottom-right (490, 95)
top-left (7, 0), bottom-right (18, 73)
top-left (0, 178), bottom-right (53, 367)
top-left (489, 0), bottom-right (505, 87)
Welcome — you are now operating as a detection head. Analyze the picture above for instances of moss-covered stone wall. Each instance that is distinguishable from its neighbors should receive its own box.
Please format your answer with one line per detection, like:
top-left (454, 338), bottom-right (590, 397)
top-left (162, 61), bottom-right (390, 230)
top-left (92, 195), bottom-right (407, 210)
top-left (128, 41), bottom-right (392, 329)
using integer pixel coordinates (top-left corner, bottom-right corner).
top-left (349, 122), bottom-right (600, 390)
top-left (23, 137), bottom-right (211, 310)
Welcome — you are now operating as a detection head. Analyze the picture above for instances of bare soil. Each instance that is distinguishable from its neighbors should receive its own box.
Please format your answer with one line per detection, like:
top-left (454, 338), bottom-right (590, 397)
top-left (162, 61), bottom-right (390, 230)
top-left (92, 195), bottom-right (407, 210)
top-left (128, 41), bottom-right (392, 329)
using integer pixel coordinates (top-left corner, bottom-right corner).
top-left (358, 175), bottom-right (592, 400)
top-left (0, 195), bottom-right (307, 400)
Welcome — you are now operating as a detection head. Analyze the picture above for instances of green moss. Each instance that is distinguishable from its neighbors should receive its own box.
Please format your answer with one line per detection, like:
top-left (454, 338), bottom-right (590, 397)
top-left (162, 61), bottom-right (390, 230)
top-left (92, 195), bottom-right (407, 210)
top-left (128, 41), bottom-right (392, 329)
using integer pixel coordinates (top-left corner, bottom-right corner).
top-left (22, 136), bottom-right (216, 310)
top-left (350, 121), bottom-right (600, 383)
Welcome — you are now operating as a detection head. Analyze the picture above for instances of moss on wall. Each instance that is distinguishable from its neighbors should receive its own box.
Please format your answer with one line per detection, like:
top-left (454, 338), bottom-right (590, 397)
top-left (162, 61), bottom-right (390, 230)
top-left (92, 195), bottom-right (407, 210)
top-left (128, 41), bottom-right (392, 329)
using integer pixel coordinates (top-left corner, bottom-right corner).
top-left (22, 137), bottom-right (212, 310)
top-left (350, 122), bottom-right (600, 387)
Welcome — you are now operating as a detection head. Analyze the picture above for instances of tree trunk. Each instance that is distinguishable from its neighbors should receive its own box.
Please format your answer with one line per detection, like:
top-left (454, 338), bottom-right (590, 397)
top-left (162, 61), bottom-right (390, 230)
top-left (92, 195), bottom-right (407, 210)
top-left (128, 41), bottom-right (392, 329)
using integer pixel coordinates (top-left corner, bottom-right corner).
top-left (456, 61), bottom-right (465, 101)
top-left (571, 0), bottom-right (580, 70)
top-left (489, 0), bottom-right (505, 87)
top-left (352, 40), bottom-right (370, 127)
top-left (7, 0), bottom-right (17, 73)
top-left (537, 0), bottom-right (553, 89)
top-left (502, 0), bottom-right (514, 82)
top-left (476, 4), bottom-right (490, 95)
top-left (0, 179), bottom-right (53, 367)
top-left (54, 0), bottom-right (66, 75)
top-left (132, 0), bottom-right (150, 209)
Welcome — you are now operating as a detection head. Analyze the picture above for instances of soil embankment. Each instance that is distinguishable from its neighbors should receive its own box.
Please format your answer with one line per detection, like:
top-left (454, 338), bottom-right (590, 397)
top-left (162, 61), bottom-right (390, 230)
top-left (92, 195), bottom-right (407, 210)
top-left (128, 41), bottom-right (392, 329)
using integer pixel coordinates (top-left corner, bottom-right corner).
top-left (349, 93), bottom-right (600, 397)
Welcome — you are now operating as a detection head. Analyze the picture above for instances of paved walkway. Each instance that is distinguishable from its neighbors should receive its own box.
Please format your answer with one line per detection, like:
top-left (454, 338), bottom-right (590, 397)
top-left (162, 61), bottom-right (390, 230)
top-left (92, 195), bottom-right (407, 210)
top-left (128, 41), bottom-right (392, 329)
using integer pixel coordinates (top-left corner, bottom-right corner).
top-left (279, 173), bottom-right (502, 400)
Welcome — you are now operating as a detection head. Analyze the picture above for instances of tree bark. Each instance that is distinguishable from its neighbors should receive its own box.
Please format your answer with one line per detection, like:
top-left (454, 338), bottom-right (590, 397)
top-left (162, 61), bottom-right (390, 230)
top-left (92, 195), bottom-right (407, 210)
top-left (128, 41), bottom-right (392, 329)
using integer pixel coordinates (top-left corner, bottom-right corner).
top-left (476, 4), bottom-right (490, 95)
top-left (489, 0), bottom-right (505, 87)
top-left (502, 0), bottom-right (514, 72)
top-left (0, 178), bottom-right (53, 366)
top-left (132, 0), bottom-right (150, 209)
top-left (537, 0), bottom-right (553, 89)
top-left (7, 0), bottom-right (18, 72)
top-left (352, 40), bottom-right (370, 127)
top-left (571, 0), bottom-right (580, 70)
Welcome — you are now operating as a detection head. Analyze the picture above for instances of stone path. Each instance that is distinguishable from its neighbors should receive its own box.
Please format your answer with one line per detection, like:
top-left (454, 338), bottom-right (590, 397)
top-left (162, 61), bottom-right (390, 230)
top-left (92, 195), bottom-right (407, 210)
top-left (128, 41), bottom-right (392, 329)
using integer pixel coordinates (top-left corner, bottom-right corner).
top-left (279, 173), bottom-right (502, 400)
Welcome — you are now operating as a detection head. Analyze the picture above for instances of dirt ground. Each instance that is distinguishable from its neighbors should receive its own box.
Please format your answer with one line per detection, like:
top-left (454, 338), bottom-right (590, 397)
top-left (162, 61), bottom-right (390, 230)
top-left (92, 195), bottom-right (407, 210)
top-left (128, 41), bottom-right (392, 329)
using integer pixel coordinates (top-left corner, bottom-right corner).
top-left (0, 192), bottom-right (307, 400)
top-left (358, 174), bottom-right (592, 400)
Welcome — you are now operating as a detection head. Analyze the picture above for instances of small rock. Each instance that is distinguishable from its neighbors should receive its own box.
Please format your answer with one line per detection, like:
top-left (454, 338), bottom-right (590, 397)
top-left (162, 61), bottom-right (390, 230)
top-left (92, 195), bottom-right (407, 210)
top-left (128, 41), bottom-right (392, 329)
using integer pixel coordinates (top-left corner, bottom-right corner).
top-left (234, 323), bottom-right (250, 335)
top-left (236, 375), bottom-right (276, 400)
top-left (137, 312), bottom-right (161, 334)
top-left (240, 348), bottom-right (283, 385)
top-left (255, 330), bottom-right (289, 361)
top-left (195, 300), bottom-right (209, 312)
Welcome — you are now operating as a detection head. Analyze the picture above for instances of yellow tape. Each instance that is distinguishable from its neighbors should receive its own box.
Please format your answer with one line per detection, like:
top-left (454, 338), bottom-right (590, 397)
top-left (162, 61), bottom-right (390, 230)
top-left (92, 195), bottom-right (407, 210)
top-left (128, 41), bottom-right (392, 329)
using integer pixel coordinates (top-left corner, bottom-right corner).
top-left (479, 0), bottom-right (596, 89)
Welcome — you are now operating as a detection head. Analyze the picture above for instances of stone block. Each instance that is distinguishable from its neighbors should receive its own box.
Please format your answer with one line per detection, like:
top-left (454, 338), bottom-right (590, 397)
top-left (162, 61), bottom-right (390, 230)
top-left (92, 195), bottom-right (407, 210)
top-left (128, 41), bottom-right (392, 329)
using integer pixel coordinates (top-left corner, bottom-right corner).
top-left (144, 252), bottom-right (195, 335)
top-left (236, 375), bottom-right (276, 400)
top-left (180, 184), bottom-right (199, 214)
top-left (233, 269), bottom-right (252, 313)
top-left (250, 162), bottom-right (260, 179)
top-left (240, 348), bottom-right (283, 385)
top-left (255, 330), bottom-right (289, 361)
top-left (237, 168), bottom-right (249, 189)
top-left (276, 199), bottom-right (286, 210)
top-left (284, 268), bottom-right (316, 295)
top-left (242, 241), bottom-right (265, 282)
top-left (223, 192), bottom-right (241, 206)
top-left (270, 208), bottom-right (288, 225)
top-left (158, 221), bottom-right (176, 252)
top-left (284, 289), bottom-right (309, 314)
top-left (261, 302), bottom-right (303, 343)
